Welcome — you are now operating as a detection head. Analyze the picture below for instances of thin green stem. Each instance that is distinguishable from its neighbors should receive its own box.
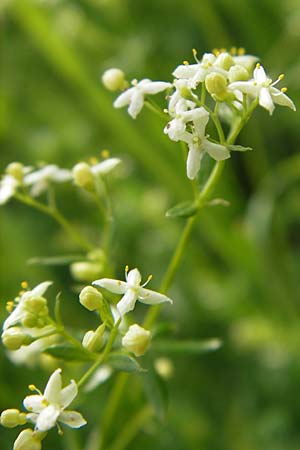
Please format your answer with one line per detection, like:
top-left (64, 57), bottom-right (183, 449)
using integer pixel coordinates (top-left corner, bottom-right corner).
top-left (14, 193), bottom-right (92, 252)
top-left (144, 100), bottom-right (167, 120)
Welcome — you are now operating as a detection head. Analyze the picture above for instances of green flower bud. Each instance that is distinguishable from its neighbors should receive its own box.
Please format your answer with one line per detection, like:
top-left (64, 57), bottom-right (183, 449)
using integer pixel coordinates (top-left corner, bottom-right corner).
top-left (72, 162), bottom-right (95, 191)
top-left (154, 357), bottom-right (174, 379)
top-left (122, 324), bottom-right (151, 357)
top-left (102, 68), bottom-right (127, 92)
top-left (13, 429), bottom-right (43, 450)
top-left (21, 313), bottom-right (38, 328)
top-left (205, 73), bottom-right (234, 102)
top-left (1, 327), bottom-right (31, 351)
top-left (5, 162), bottom-right (24, 181)
top-left (79, 286), bottom-right (103, 311)
top-left (0, 409), bottom-right (27, 428)
top-left (70, 262), bottom-right (103, 282)
top-left (23, 297), bottom-right (47, 314)
top-left (82, 324), bottom-right (105, 352)
top-left (228, 64), bottom-right (249, 82)
top-left (179, 86), bottom-right (193, 100)
top-left (215, 52), bottom-right (234, 70)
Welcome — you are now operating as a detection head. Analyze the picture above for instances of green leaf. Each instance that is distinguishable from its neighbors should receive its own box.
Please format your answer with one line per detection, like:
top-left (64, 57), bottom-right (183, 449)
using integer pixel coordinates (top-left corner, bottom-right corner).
top-left (142, 367), bottom-right (168, 420)
top-left (227, 144), bottom-right (253, 152)
top-left (28, 254), bottom-right (84, 266)
top-left (166, 200), bottom-right (198, 219)
top-left (107, 353), bottom-right (145, 372)
top-left (45, 344), bottom-right (94, 361)
top-left (152, 338), bottom-right (222, 355)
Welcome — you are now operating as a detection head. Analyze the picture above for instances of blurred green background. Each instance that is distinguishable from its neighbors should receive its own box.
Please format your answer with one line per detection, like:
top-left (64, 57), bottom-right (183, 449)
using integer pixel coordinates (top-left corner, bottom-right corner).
top-left (1, 0), bottom-right (300, 449)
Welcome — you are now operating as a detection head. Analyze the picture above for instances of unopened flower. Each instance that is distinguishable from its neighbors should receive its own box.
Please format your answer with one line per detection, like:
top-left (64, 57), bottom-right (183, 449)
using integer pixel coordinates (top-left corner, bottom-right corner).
top-left (102, 68), bottom-right (127, 91)
top-left (24, 165), bottom-right (72, 197)
top-left (1, 327), bottom-right (31, 351)
top-left (70, 261), bottom-right (103, 282)
top-left (0, 409), bottom-right (27, 428)
top-left (82, 324), bottom-right (105, 352)
top-left (24, 368), bottom-right (86, 432)
top-left (13, 428), bottom-right (43, 450)
top-left (114, 79), bottom-right (172, 119)
top-left (122, 324), bottom-right (151, 357)
top-left (73, 158), bottom-right (121, 190)
top-left (93, 267), bottom-right (173, 316)
top-left (79, 286), bottom-right (103, 311)
top-left (3, 282), bottom-right (52, 331)
top-left (229, 64), bottom-right (296, 115)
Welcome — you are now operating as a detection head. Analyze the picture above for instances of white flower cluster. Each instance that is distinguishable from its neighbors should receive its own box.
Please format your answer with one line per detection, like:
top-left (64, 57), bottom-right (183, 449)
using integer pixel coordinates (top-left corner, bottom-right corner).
top-left (104, 48), bottom-right (296, 180)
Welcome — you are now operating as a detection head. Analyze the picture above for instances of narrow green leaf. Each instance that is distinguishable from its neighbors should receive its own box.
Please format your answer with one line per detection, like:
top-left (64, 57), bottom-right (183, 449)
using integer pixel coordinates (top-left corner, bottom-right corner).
top-left (28, 255), bottom-right (84, 266)
top-left (227, 144), bottom-right (253, 152)
top-left (107, 353), bottom-right (144, 373)
top-left (166, 200), bottom-right (198, 219)
top-left (152, 338), bottom-right (222, 355)
top-left (45, 344), bottom-right (94, 361)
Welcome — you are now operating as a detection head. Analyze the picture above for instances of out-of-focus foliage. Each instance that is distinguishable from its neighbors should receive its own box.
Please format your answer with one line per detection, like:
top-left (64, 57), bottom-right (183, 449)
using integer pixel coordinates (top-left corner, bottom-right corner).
top-left (1, 1), bottom-right (300, 449)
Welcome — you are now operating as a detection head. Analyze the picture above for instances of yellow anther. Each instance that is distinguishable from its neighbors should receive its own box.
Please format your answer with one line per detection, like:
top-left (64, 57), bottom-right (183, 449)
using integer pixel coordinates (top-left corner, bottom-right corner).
top-left (192, 48), bottom-right (197, 56)
top-left (125, 265), bottom-right (129, 272)
top-left (147, 274), bottom-right (153, 282)
top-left (18, 290), bottom-right (25, 296)
top-left (6, 301), bottom-right (14, 313)
top-left (230, 47), bottom-right (237, 55)
top-left (238, 47), bottom-right (245, 55)
top-left (21, 281), bottom-right (28, 289)
top-left (28, 384), bottom-right (36, 391)
top-left (89, 157), bottom-right (98, 165)
top-left (278, 74), bottom-right (285, 80)
top-left (281, 87), bottom-right (288, 92)
top-left (183, 60), bottom-right (189, 65)
top-left (101, 149), bottom-right (110, 159)
top-left (163, 108), bottom-right (168, 113)
top-left (256, 63), bottom-right (261, 69)
top-left (220, 48), bottom-right (227, 53)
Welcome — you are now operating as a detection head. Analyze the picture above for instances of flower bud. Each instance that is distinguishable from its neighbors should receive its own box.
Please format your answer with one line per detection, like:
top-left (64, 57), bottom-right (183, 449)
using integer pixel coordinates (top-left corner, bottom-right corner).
top-left (228, 64), bottom-right (249, 82)
top-left (102, 68), bottom-right (126, 92)
top-left (82, 324), bottom-right (105, 352)
top-left (215, 52), bottom-right (234, 70)
top-left (0, 409), bottom-right (27, 428)
top-left (71, 262), bottom-right (103, 282)
top-left (79, 286), bottom-right (103, 311)
top-left (72, 162), bottom-right (94, 190)
top-left (6, 162), bottom-right (24, 181)
top-left (21, 312), bottom-right (38, 328)
top-left (1, 327), bottom-right (31, 351)
top-left (87, 248), bottom-right (106, 264)
top-left (122, 324), bottom-right (151, 357)
top-left (23, 297), bottom-right (47, 315)
top-left (13, 429), bottom-right (42, 450)
top-left (154, 357), bottom-right (174, 379)
top-left (205, 73), bottom-right (233, 102)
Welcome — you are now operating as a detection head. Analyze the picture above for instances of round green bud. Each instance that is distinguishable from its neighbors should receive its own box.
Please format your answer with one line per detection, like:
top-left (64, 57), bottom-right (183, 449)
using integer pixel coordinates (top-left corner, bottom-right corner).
top-left (22, 312), bottom-right (38, 328)
top-left (35, 317), bottom-right (48, 328)
top-left (122, 324), bottom-right (151, 357)
top-left (13, 428), bottom-right (42, 450)
top-left (82, 324), bottom-right (105, 352)
top-left (5, 162), bottom-right (24, 181)
top-left (23, 296), bottom-right (47, 314)
top-left (79, 286), bottom-right (103, 311)
top-left (179, 86), bottom-right (193, 100)
top-left (1, 327), bottom-right (30, 351)
top-left (215, 52), bottom-right (234, 70)
top-left (102, 68), bottom-right (127, 92)
top-left (205, 72), bottom-right (228, 97)
top-left (228, 64), bottom-right (249, 82)
top-left (72, 162), bottom-right (95, 191)
top-left (70, 261), bottom-right (103, 282)
top-left (87, 248), bottom-right (106, 264)
top-left (0, 409), bottom-right (26, 428)
top-left (154, 357), bottom-right (174, 379)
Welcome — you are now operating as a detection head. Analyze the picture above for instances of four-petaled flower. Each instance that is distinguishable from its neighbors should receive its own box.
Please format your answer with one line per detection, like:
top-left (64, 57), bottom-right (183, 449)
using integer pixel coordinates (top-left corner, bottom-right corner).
top-left (24, 368), bottom-right (86, 432)
top-left (93, 267), bottom-right (173, 316)
top-left (24, 165), bottom-right (72, 197)
top-left (229, 64), bottom-right (296, 115)
top-left (114, 79), bottom-right (172, 118)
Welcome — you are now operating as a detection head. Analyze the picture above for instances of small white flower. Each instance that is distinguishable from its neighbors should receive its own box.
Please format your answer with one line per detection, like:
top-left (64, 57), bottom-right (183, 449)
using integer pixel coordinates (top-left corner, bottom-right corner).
top-left (167, 79), bottom-right (197, 116)
top-left (229, 64), bottom-right (296, 115)
top-left (0, 175), bottom-right (19, 205)
top-left (164, 107), bottom-right (204, 141)
top-left (24, 368), bottom-right (86, 432)
top-left (93, 267), bottom-right (173, 317)
top-left (114, 79), bottom-right (172, 119)
top-left (24, 165), bottom-right (72, 197)
top-left (3, 281), bottom-right (52, 331)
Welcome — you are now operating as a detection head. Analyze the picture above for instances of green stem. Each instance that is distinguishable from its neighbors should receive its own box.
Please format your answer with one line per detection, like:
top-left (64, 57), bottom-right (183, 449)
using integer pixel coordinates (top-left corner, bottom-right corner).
top-left (144, 100), bottom-right (167, 120)
top-left (14, 193), bottom-right (92, 252)
top-left (77, 319), bottom-right (121, 389)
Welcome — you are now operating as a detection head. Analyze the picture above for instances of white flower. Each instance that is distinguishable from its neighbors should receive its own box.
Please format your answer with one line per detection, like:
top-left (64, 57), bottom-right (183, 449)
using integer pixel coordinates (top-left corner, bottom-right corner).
top-left (229, 64), bottom-right (296, 115)
top-left (167, 79), bottom-right (197, 116)
top-left (24, 368), bottom-right (86, 432)
top-left (3, 281), bottom-right (52, 331)
top-left (0, 175), bottom-right (19, 205)
top-left (93, 267), bottom-right (173, 316)
top-left (168, 107), bottom-right (229, 180)
top-left (164, 107), bottom-right (204, 141)
top-left (24, 165), bottom-right (72, 197)
top-left (114, 79), bottom-right (172, 119)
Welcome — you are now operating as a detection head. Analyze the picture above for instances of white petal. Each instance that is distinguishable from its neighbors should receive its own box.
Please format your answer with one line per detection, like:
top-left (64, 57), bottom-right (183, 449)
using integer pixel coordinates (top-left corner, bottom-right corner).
top-left (259, 87), bottom-right (274, 114)
top-left (186, 145), bottom-right (203, 180)
top-left (91, 158), bottom-right (121, 175)
top-left (59, 380), bottom-right (77, 408)
top-left (138, 288), bottom-right (173, 305)
top-left (254, 65), bottom-right (268, 84)
top-left (128, 90), bottom-right (144, 118)
top-left (29, 281), bottom-right (53, 298)
top-left (172, 64), bottom-right (199, 79)
top-left (229, 81), bottom-right (258, 96)
top-left (233, 55), bottom-right (258, 71)
top-left (117, 290), bottom-right (138, 316)
top-left (113, 89), bottom-right (133, 108)
top-left (30, 180), bottom-right (48, 197)
top-left (26, 413), bottom-right (38, 424)
top-left (23, 395), bottom-right (45, 413)
top-left (36, 404), bottom-right (60, 431)
top-left (0, 175), bottom-right (17, 205)
top-left (3, 304), bottom-right (24, 330)
top-left (44, 368), bottom-right (62, 403)
top-left (191, 108), bottom-right (209, 137)
top-left (52, 169), bottom-right (72, 182)
top-left (142, 81), bottom-right (172, 94)
top-left (127, 268), bottom-right (142, 287)
top-left (164, 118), bottom-right (186, 142)
top-left (271, 88), bottom-right (296, 111)
top-left (59, 410), bottom-right (87, 428)
top-left (92, 278), bottom-right (127, 294)
top-left (204, 141), bottom-right (230, 161)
